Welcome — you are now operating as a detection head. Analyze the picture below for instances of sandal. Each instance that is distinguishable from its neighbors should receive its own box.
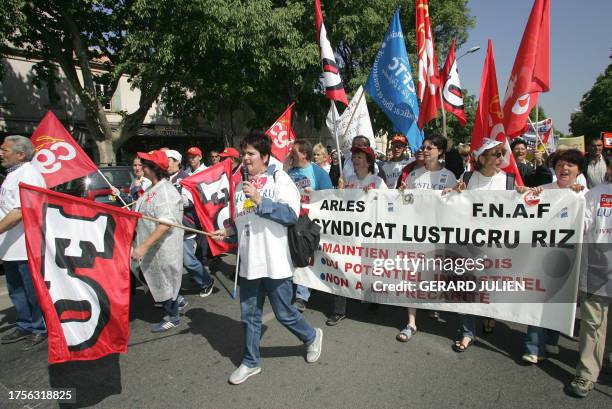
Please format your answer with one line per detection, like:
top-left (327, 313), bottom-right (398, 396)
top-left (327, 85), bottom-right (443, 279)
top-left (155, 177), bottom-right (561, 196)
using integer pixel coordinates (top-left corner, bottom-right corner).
top-left (396, 326), bottom-right (417, 342)
top-left (482, 318), bottom-right (496, 334)
top-left (453, 336), bottom-right (474, 352)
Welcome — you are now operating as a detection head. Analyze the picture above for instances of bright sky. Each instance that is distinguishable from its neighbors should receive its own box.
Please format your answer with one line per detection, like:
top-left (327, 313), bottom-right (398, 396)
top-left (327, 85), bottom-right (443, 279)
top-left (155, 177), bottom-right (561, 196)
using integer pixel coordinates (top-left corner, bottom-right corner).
top-left (455, 0), bottom-right (612, 134)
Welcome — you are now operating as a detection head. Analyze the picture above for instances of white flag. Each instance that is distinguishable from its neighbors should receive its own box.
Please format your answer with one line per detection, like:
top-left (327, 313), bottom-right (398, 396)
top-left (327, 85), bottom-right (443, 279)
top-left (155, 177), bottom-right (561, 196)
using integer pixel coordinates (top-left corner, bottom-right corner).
top-left (325, 86), bottom-right (375, 157)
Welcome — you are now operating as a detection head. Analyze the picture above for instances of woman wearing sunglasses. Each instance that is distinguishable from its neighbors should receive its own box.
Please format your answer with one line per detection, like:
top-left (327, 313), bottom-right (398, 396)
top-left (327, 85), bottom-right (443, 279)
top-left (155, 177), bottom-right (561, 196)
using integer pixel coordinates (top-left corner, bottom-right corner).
top-left (396, 134), bottom-right (457, 342)
top-left (452, 138), bottom-right (520, 352)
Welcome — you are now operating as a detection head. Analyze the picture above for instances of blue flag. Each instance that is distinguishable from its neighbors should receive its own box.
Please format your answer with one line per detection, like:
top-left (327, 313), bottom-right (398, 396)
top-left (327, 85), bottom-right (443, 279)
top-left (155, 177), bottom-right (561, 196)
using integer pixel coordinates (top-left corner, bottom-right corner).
top-left (364, 9), bottom-right (423, 150)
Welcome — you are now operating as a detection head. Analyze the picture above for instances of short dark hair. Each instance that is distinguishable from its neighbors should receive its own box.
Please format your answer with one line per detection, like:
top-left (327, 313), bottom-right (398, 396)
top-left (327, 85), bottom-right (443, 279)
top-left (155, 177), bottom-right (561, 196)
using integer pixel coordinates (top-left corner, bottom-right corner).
top-left (352, 135), bottom-right (370, 147)
top-left (294, 139), bottom-right (313, 161)
top-left (551, 149), bottom-right (584, 173)
top-left (510, 138), bottom-right (528, 150)
top-left (140, 159), bottom-right (169, 180)
top-left (240, 131), bottom-right (271, 163)
top-left (423, 134), bottom-right (448, 159)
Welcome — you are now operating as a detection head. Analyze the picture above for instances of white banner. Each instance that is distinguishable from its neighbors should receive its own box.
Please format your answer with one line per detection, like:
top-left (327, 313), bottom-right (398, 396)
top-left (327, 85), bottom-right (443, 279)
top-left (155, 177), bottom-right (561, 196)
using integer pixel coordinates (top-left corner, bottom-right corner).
top-left (326, 86), bottom-right (375, 157)
top-left (295, 189), bottom-right (586, 335)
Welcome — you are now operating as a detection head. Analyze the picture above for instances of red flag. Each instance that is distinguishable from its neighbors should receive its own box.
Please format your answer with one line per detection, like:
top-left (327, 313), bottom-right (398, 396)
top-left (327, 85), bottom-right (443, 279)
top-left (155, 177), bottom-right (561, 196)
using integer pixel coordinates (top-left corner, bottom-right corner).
top-left (440, 39), bottom-right (467, 126)
top-left (315, 0), bottom-right (348, 106)
top-left (471, 40), bottom-right (524, 186)
top-left (181, 159), bottom-right (236, 256)
top-left (265, 103), bottom-right (297, 162)
top-left (416, 0), bottom-right (441, 129)
top-left (19, 183), bottom-right (139, 364)
top-left (502, 0), bottom-right (550, 137)
top-left (30, 111), bottom-right (99, 188)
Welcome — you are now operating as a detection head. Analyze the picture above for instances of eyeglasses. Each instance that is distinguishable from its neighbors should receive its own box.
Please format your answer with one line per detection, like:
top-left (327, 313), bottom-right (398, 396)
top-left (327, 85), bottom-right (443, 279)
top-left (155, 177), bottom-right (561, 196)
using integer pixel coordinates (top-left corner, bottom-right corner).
top-left (487, 152), bottom-right (503, 158)
top-left (420, 145), bottom-right (437, 151)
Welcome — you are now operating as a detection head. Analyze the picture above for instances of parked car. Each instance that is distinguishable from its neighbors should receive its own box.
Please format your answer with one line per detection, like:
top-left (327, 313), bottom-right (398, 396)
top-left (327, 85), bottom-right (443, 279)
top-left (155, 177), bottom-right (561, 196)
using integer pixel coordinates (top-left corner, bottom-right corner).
top-left (54, 166), bottom-right (134, 207)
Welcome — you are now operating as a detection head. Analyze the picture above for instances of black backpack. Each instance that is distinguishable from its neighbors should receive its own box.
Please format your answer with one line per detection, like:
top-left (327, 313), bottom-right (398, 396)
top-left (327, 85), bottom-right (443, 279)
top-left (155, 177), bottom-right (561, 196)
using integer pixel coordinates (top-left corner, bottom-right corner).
top-left (272, 170), bottom-right (321, 267)
top-left (288, 215), bottom-right (321, 268)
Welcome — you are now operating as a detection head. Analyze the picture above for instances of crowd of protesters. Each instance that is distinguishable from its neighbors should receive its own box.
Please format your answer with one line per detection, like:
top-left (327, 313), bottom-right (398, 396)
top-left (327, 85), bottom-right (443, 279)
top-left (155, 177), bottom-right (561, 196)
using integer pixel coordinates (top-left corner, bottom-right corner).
top-left (0, 130), bottom-right (610, 395)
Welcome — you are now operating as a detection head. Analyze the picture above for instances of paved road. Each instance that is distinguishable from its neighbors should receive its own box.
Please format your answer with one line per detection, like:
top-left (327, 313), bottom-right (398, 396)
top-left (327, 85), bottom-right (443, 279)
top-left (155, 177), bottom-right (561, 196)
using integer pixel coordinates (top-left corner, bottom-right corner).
top-left (0, 256), bottom-right (610, 409)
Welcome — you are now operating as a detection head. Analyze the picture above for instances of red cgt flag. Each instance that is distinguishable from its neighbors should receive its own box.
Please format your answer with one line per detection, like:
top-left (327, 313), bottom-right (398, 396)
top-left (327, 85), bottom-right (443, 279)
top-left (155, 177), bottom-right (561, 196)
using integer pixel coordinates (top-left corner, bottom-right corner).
top-left (440, 39), bottom-right (467, 127)
top-left (30, 111), bottom-right (98, 188)
top-left (265, 103), bottom-right (297, 162)
top-left (315, 0), bottom-right (348, 106)
top-left (502, 0), bottom-right (550, 137)
top-left (181, 159), bottom-right (236, 256)
top-left (471, 40), bottom-right (524, 186)
top-left (416, 0), bottom-right (441, 129)
top-left (19, 183), bottom-right (140, 364)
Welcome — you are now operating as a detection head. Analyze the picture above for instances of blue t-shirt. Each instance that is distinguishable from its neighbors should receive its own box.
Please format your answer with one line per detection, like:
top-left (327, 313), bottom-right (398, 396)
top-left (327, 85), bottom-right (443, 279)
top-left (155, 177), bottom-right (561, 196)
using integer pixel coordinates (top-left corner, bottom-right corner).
top-left (288, 163), bottom-right (333, 212)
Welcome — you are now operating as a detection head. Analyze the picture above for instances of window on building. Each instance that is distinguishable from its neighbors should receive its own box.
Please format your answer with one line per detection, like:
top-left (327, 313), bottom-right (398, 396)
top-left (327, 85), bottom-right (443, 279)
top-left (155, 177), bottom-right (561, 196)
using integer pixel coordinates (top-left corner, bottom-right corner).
top-left (94, 82), bottom-right (112, 111)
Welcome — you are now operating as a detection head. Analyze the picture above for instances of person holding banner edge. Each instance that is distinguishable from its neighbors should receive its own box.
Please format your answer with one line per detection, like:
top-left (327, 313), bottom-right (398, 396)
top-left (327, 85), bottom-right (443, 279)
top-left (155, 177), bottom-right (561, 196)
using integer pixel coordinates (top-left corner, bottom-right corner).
top-left (210, 132), bottom-right (322, 385)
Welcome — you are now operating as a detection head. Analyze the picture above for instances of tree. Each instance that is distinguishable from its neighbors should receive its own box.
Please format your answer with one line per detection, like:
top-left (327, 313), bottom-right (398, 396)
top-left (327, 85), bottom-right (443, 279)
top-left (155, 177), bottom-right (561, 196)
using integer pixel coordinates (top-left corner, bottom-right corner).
top-left (570, 63), bottom-right (612, 140)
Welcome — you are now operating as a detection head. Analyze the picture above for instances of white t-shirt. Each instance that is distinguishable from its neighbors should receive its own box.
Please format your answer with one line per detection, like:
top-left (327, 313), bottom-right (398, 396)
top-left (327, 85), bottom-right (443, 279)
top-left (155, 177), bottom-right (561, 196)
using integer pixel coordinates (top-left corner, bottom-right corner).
top-left (552, 172), bottom-right (588, 189)
top-left (466, 170), bottom-right (508, 191)
top-left (187, 163), bottom-right (207, 176)
top-left (234, 169), bottom-right (300, 280)
top-left (406, 167), bottom-right (457, 190)
top-left (540, 181), bottom-right (589, 195)
top-left (584, 183), bottom-right (611, 241)
top-left (344, 173), bottom-right (388, 190)
top-left (382, 158), bottom-right (414, 188)
top-left (0, 162), bottom-right (46, 261)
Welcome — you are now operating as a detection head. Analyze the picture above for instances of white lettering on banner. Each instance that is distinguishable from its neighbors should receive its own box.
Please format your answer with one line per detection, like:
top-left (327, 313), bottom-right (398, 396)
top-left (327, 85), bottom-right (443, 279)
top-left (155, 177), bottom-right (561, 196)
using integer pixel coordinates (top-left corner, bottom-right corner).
top-left (295, 189), bottom-right (586, 335)
top-left (42, 206), bottom-right (113, 350)
top-left (33, 142), bottom-right (77, 174)
top-left (268, 123), bottom-right (290, 149)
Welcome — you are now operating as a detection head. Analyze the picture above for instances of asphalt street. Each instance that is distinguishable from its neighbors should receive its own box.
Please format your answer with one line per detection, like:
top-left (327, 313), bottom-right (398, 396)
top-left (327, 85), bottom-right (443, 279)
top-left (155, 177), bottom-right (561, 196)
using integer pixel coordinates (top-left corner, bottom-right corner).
top-left (0, 255), bottom-right (610, 409)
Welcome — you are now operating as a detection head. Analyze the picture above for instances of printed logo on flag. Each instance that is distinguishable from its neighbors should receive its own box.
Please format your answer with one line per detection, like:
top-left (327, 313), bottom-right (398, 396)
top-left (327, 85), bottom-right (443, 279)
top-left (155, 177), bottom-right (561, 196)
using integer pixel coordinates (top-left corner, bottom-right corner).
top-left (32, 135), bottom-right (77, 174)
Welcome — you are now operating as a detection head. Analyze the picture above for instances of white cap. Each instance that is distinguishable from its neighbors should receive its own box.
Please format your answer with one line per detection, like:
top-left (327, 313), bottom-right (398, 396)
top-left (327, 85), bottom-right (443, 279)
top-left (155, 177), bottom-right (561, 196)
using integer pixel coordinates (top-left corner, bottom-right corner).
top-left (165, 149), bottom-right (182, 163)
top-left (473, 138), bottom-right (503, 159)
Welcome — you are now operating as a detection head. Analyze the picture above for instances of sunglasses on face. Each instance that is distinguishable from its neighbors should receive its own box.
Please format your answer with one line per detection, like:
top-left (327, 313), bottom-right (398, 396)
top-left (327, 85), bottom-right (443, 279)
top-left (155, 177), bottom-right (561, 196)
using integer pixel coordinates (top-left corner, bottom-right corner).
top-left (420, 145), bottom-right (437, 151)
top-left (488, 152), bottom-right (503, 158)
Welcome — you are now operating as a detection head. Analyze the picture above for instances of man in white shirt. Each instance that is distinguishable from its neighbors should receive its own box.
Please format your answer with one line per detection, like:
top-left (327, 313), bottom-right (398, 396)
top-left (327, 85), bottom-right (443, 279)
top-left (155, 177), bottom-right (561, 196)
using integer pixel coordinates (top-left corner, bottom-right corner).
top-left (584, 137), bottom-right (610, 189)
top-left (0, 135), bottom-right (47, 350)
top-left (185, 146), bottom-right (207, 175)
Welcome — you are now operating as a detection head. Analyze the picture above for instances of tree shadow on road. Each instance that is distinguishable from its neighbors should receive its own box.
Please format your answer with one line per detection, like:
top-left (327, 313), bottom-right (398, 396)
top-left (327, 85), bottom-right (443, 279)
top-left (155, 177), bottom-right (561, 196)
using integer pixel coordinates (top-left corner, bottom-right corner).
top-left (49, 353), bottom-right (122, 409)
top-left (184, 308), bottom-right (268, 367)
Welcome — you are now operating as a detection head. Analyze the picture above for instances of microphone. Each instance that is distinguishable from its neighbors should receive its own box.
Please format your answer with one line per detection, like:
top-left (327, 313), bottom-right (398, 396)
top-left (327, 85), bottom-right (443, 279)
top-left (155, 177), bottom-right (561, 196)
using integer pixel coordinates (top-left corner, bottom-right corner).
top-left (241, 165), bottom-right (249, 182)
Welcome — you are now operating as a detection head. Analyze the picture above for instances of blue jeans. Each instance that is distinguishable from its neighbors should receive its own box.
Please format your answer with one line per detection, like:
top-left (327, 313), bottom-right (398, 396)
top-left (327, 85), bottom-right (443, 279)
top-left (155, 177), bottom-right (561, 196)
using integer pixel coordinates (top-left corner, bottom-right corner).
top-left (240, 277), bottom-right (316, 368)
top-left (162, 297), bottom-right (179, 319)
top-left (295, 285), bottom-right (311, 302)
top-left (525, 325), bottom-right (559, 356)
top-left (183, 237), bottom-right (213, 288)
top-left (4, 260), bottom-right (46, 334)
top-left (460, 314), bottom-right (477, 339)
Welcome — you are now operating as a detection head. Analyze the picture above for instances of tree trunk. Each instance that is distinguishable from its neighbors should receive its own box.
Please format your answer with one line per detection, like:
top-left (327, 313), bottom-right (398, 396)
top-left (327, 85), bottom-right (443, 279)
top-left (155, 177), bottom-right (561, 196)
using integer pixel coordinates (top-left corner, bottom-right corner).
top-left (95, 139), bottom-right (116, 165)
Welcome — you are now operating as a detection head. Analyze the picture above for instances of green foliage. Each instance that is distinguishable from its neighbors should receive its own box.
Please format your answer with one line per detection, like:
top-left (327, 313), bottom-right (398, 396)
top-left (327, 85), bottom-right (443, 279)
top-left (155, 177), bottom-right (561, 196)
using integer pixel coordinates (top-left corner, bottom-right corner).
top-left (570, 63), bottom-right (612, 140)
top-left (424, 90), bottom-right (476, 144)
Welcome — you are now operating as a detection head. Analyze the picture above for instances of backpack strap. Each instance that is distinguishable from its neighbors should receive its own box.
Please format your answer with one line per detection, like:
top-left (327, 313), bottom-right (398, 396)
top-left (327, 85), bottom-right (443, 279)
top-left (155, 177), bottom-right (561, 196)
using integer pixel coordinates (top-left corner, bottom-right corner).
top-left (506, 173), bottom-right (516, 190)
top-left (462, 171), bottom-right (473, 186)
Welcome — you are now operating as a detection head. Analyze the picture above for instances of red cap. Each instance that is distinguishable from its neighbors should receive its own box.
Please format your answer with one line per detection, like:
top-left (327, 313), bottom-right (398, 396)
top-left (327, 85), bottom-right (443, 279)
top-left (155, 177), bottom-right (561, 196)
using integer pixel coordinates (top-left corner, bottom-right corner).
top-left (391, 134), bottom-right (408, 145)
top-left (186, 147), bottom-right (202, 156)
top-left (219, 147), bottom-right (240, 159)
top-left (137, 150), bottom-right (169, 171)
top-left (351, 146), bottom-right (376, 162)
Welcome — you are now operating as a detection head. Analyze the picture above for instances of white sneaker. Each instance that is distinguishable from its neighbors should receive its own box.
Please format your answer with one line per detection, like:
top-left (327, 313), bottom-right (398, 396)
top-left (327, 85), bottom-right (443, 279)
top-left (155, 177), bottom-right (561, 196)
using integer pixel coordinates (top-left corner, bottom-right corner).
top-left (522, 353), bottom-right (544, 364)
top-left (545, 344), bottom-right (559, 355)
top-left (228, 364), bottom-right (261, 385)
top-left (306, 328), bottom-right (323, 363)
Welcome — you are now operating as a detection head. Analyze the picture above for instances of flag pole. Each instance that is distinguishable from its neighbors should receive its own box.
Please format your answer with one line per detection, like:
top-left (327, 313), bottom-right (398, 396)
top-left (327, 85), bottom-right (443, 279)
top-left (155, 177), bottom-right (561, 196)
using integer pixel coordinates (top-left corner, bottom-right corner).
top-left (331, 101), bottom-right (343, 180)
top-left (96, 168), bottom-right (129, 207)
top-left (438, 85), bottom-right (447, 138)
top-left (339, 87), bottom-right (366, 143)
top-left (231, 247), bottom-right (240, 300)
top-left (139, 214), bottom-right (214, 236)
top-left (528, 116), bottom-right (550, 155)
